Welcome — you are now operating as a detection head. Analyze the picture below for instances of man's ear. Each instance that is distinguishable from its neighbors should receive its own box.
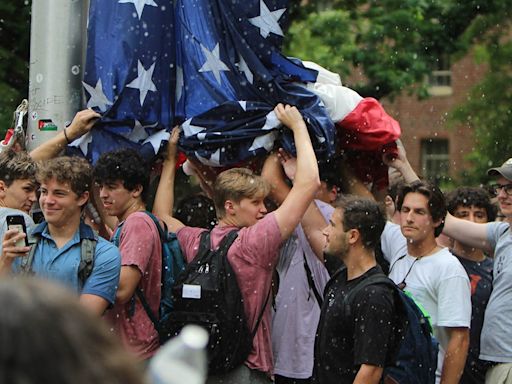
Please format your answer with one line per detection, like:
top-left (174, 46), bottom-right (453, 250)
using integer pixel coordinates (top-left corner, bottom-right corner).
top-left (224, 200), bottom-right (235, 215)
top-left (328, 186), bottom-right (338, 204)
top-left (0, 180), bottom-right (7, 198)
top-left (131, 184), bottom-right (143, 198)
top-left (347, 228), bottom-right (360, 245)
top-left (77, 191), bottom-right (90, 208)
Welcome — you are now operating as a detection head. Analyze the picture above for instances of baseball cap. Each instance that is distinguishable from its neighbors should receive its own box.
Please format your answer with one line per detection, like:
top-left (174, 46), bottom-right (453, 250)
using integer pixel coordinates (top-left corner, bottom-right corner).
top-left (487, 158), bottom-right (512, 181)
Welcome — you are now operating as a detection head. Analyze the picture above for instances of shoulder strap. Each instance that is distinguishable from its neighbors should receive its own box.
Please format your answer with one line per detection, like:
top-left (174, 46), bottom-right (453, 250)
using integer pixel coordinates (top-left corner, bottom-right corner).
top-left (344, 274), bottom-right (395, 318)
top-left (134, 212), bottom-right (166, 328)
top-left (78, 238), bottom-right (97, 288)
top-left (20, 236), bottom-right (40, 275)
top-left (20, 234), bottom-right (96, 288)
top-left (303, 252), bottom-right (323, 307)
top-left (251, 287), bottom-right (271, 340)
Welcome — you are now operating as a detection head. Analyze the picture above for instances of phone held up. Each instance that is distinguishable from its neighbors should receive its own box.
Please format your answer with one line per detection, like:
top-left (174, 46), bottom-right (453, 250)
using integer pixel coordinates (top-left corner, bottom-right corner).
top-left (6, 215), bottom-right (29, 247)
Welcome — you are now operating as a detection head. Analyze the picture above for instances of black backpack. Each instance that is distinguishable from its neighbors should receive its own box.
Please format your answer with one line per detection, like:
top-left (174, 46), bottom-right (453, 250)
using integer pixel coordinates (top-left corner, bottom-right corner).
top-left (165, 230), bottom-right (269, 374)
top-left (344, 274), bottom-right (438, 384)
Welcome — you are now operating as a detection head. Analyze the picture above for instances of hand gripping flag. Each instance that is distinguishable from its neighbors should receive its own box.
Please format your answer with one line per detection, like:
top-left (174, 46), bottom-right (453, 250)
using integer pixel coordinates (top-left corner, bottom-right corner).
top-left (78, 0), bottom-right (336, 166)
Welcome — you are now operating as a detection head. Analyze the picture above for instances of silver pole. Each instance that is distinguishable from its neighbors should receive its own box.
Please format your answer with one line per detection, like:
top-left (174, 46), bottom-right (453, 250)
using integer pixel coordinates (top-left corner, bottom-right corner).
top-left (27, 0), bottom-right (89, 150)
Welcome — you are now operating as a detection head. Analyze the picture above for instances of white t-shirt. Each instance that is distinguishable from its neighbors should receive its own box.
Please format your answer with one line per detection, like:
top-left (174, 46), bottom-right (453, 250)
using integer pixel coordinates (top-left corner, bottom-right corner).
top-left (381, 222), bottom-right (472, 383)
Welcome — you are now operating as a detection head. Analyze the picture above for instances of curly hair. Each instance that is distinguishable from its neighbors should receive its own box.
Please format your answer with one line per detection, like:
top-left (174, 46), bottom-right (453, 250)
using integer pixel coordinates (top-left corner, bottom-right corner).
top-left (446, 187), bottom-right (496, 222)
top-left (0, 278), bottom-right (146, 384)
top-left (36, 156), bottom-right (92, 197)
top-left (93, 149), bottom-right (150, 203)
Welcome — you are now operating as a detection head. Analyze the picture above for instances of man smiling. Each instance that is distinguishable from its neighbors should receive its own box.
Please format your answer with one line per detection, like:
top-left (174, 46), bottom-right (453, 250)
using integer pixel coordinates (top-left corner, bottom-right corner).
top-left (444, 158), bottom-right (512, 383)
top-left (0, 156), bottom-right (120, 316)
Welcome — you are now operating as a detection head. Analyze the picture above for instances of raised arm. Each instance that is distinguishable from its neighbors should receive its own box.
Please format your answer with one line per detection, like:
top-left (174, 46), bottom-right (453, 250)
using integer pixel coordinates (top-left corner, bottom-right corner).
top-left (443, 213), bottom-right (491, 252)
top-left (267, 149), bottom-right (327, 260)
top-left (30, 109), bottom-right (100, 161)
top-left (152, 127), bottom-right (185, 233)
top-left (261, 152), bottom-right (291, 206)
top-left (273, 104), bottom-right (320, 240)
top-left (382, 139), bottom-right (420, 184)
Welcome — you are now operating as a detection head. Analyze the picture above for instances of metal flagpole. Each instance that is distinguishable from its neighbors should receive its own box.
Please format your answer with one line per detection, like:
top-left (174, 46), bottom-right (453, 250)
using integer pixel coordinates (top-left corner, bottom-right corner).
top-left (26, 0), bottom-right (89, 150)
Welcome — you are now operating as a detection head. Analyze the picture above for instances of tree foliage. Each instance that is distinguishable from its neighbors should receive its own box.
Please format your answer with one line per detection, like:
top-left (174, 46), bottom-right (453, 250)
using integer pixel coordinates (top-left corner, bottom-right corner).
top-left (450, 4), bottom-right (512, 184)
top-left (0, 2), bottom-right (31, 136)
top-left (284, 0), bottom-right (511, 100)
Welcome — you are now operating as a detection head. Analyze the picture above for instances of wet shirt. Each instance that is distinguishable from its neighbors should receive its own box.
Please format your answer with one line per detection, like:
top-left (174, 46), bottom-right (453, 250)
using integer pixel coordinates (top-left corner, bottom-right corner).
top-left (481, 222), bottom-right (512, 363)
top-left (453, 253), bottom-right (493, 384)
top-left (104, 212), bottom-right (162, 360)
top-left (177, 212), bottom-right (282, 375)
top-left (272, 200), bottom-right (332, 379)
top-left (314, 266), bottom-right (395, 384)
top-left (12, 221), bottom-right (120, 303)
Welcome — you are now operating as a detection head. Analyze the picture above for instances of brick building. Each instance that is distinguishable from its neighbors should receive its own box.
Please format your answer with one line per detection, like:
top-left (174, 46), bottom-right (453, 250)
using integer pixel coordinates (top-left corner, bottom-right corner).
top-left (381, 54), bottom-right (487, 183)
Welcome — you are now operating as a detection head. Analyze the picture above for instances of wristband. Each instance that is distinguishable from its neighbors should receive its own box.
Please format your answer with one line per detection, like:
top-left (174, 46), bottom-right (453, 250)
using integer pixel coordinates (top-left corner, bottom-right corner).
top-left (63, 128), bottom-right (71, 144)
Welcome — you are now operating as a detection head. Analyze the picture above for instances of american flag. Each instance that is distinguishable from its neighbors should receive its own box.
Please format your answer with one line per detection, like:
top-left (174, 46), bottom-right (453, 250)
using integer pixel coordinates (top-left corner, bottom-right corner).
top-left (75, 0), bottom-right (336, 166)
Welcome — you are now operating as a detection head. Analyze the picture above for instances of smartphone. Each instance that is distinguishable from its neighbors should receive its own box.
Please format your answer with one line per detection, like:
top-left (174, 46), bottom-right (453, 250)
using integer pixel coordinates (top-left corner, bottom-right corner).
top-left (6, 215), bottom-right (29, 247)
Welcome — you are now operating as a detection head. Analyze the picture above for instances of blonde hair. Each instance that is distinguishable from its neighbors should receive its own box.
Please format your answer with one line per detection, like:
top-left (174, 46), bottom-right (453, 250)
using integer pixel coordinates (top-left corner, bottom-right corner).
top-left (213, 168), bottom-right (270, 218)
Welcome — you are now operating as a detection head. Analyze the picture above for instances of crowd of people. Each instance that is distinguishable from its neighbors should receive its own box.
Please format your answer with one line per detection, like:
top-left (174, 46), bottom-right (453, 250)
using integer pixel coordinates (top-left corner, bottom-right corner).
top-left (0, 104), bottom-right (511, 384)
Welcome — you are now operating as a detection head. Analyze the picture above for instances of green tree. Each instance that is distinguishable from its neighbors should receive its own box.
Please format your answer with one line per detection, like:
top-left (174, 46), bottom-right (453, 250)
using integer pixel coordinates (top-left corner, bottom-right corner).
top-left (284, 0), bottom-right (510, 100)
top-left (450, 5), bottom-right (512, 184)
top-left (0, 2), bottom-right (31, 136)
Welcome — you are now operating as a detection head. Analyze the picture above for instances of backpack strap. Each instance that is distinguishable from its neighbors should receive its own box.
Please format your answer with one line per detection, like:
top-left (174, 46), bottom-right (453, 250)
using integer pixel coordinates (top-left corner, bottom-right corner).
top-left (344, 273), bottom-right (395, 319)
top-left (20, 236), bottom-right (39, 276)
top-left (251, 287), bottom-right (271, 340)
top-left (303, 252), bottom-right (323, 307)
top-left (20, 234), bottom-right (96, 288)
top-left (133, 212), bottom-right (167, 328)
top-left (78, 238), bottom-right (97, 288)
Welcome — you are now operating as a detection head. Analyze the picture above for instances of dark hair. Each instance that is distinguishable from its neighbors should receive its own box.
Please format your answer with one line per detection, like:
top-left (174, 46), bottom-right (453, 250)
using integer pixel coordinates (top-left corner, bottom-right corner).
top-left (319, 159), bottom-right (340, 190)
top-left (387, 180), bottom-right (405, 202)
top-left (335, 196), bottom-right (386, 251)
top-left (0, 278), bottom-right (145, 384)
top-left (0, 149), bottom-right (37, 186)
top-left (93, 149), bottom-right (150, 203)
top-left (175, 194), bottom-right (217, 229)
top-left (37, 156), bottom-right (92, 198)
top-left (396, 180), bottom-right (447, 237)
top-left (446, 187), bottom-right (496, 222)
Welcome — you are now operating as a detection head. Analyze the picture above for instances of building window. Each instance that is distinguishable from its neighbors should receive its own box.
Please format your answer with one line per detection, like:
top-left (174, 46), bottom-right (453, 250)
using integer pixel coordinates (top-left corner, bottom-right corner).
top-left (421, 138), bottom-right (450, 182)
top-left (428, 55), bottom-right (452, 96)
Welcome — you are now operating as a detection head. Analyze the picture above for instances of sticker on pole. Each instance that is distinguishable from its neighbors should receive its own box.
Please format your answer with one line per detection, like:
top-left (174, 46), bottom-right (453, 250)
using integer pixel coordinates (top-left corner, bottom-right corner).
top-left (38, 119), bottom-right (58, 131)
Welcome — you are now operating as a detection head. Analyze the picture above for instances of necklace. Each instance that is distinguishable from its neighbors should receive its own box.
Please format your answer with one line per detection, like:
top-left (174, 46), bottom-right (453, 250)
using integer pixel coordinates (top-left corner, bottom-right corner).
top-left (390, 244), bottom-right (439, 290)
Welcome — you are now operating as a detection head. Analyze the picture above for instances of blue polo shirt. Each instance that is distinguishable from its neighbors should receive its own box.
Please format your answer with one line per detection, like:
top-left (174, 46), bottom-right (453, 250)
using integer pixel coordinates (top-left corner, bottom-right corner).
top-left (13, 221), bottom-right (121, 305)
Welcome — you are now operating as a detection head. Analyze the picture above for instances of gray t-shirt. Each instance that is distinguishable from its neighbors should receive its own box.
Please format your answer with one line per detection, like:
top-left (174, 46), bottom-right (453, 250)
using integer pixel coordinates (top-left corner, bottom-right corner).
top-left (0, 207), bottom-right (36, 255)
top-left (481, 222), bottom-right (512, 362)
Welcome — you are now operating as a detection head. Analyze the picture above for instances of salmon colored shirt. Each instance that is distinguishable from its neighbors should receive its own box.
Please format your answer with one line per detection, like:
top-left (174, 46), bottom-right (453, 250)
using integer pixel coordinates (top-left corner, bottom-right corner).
top-left (105, 212), bottom-right (162, 360)
top-left (177, 213), bottom-right (282, 375)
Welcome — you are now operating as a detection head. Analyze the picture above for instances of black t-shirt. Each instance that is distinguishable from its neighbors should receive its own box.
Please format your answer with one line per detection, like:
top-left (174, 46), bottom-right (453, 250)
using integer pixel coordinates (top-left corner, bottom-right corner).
top-left (313, 265), bottom-right (396, 384)
top-left (452, 252), bottom-right (493, 384)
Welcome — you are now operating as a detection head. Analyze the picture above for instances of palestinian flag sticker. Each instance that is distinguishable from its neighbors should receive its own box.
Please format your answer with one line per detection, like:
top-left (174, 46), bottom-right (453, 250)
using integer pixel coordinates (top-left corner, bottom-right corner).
top-left (38, 119), bottom-right (58, 131)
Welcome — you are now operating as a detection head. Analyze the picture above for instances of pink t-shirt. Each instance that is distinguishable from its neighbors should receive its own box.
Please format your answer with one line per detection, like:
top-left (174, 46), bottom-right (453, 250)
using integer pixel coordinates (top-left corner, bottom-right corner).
top-left (177, 213), bottom-right (282, 375)
top-left (105, 212), bottom-right (162, 360)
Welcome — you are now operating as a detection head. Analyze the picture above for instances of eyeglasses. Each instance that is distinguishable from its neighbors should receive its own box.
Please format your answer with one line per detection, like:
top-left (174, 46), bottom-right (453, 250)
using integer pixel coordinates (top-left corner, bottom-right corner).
top-left (491, 183), bottom-right (512, 196)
